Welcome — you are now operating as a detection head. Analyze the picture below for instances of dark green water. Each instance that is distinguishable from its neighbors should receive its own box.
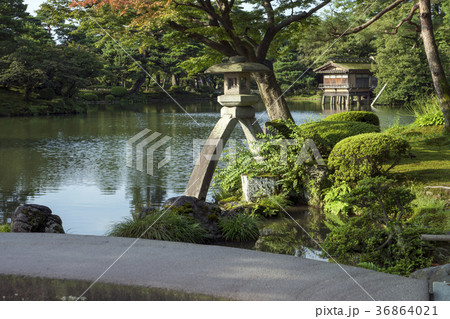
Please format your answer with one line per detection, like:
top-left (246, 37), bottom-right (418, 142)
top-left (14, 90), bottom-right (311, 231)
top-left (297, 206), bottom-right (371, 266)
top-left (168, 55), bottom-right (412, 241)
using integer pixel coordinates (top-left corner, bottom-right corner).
top-left (0, 100), bottom-right (414, 235)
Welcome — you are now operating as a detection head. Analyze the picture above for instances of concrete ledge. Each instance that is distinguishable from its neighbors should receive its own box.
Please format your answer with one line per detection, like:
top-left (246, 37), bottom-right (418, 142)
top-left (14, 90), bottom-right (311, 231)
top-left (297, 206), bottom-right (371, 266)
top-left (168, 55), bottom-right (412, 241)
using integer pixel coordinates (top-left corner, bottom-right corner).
top-left (0, 233), bottom-right (429, 301)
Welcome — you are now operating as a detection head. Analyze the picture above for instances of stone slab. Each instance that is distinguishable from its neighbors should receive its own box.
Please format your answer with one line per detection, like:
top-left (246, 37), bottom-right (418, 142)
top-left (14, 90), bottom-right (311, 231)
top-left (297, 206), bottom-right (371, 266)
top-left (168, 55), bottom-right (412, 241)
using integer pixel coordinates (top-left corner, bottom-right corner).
top-left (433, 282), bottom-right (450, 301)
top-left (0, 233), bottom-right (429, 301)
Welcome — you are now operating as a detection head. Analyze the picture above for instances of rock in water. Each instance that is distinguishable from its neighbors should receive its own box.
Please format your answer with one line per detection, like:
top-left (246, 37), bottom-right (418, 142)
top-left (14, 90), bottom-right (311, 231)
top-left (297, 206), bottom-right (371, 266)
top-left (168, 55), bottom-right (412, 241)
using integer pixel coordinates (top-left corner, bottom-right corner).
top-left (12, 204), bottom-right (65, 234)
top-left (162, 196), bottom-right (225, 239)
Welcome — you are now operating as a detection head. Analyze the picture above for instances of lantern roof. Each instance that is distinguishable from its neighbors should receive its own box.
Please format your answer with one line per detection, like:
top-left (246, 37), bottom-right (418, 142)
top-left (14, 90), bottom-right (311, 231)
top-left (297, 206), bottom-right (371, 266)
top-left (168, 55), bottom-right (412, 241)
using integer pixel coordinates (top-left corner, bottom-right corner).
top-left (205, 56), bottom-right (271, 74)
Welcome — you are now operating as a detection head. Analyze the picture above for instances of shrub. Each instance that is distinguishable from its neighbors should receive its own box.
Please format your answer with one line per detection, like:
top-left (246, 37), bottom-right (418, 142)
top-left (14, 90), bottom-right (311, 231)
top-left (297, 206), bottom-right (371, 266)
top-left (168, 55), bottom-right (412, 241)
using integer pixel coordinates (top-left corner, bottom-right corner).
top-left (0, 224), bottom-right (11, 232)
top-left (80, 92), bottom-right (98, 101)
top-left (105, 94), bottom-right (115, 101)
top-left (169, 85), bottom-right (186, 93)
top-left (324, 111), bottom-right (380, 127)
top-left (38, 88), bottom-right (56, 100)
top-left (322, 183), bottom-right (352, 216)
top-left (197, 85), bottom-right (214, 93)
top-left (250, 195), bottom-right (292, 217)
top-left (219, 213), bottom-right (260, 242)
top-left (264, 119), bottom-right (294, 138)
top-left (296, 121), bottom-right (380, 157)
top-left (323, 177), bottom-right (437, 276)
top-left (413, 112), bottom-right (445, 127)
top-left (108, 212), bottom-right (210, 243)
top-left (110, 86), bottom-right (128, 97)
top-left (328, 133), bottom-right (410, 183)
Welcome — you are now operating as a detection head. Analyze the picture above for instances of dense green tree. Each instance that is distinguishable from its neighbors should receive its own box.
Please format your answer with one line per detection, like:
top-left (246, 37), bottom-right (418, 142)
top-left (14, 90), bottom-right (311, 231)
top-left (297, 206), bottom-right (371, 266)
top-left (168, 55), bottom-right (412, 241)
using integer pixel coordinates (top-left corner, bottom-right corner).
top-left (0, 0), bottom-right (28, 56)
top-left (72, 0), bottom-right (340, 121)
top-left (0, 0), bottom-right (102, 99)
top-left (338, 0), bottom-right (450, 128)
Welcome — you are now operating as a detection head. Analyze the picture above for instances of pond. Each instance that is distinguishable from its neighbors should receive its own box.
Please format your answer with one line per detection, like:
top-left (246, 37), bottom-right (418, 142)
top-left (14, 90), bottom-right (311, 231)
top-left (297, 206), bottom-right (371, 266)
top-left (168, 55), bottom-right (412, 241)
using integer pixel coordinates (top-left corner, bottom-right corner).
top-left (0, 99), bottom-right (415, 236)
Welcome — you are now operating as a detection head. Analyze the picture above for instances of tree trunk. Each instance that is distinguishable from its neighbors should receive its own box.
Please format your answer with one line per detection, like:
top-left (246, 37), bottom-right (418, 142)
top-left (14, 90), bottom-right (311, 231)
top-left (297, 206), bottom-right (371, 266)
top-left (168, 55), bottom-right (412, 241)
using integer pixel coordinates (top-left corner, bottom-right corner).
top-left (252, 70), bottom-right (294, 121)
top-left (419, 0), bottom-right (450, 130)
top-left (129, 75), bottom-right (146, 94)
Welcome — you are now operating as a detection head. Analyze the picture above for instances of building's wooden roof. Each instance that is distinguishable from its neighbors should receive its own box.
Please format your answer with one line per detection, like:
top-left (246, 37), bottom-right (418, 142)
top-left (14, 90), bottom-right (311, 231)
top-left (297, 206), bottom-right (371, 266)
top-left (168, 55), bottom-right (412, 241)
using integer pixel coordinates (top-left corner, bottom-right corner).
top-left (314, 58), bottom-right (373, 74)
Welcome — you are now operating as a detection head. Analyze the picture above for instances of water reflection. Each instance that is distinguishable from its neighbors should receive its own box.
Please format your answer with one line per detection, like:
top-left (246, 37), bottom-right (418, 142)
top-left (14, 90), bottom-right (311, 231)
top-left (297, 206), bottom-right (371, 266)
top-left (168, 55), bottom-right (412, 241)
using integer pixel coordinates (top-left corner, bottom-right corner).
top-left (0, 100), bottom-right (413, 235)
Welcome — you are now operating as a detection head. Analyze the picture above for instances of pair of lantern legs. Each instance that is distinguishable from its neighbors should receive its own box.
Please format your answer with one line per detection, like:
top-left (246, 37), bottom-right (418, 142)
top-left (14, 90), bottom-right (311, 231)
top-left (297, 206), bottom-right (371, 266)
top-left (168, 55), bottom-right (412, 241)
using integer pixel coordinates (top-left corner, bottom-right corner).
top-left (185, 106), bottom-right (263, 200)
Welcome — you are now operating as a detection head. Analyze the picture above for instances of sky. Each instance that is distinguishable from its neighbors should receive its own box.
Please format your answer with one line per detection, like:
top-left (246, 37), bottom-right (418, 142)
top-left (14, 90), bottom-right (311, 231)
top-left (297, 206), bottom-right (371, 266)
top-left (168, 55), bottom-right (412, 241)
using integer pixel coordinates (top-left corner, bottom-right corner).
top-left (24, 0), bottom-right (46, 15)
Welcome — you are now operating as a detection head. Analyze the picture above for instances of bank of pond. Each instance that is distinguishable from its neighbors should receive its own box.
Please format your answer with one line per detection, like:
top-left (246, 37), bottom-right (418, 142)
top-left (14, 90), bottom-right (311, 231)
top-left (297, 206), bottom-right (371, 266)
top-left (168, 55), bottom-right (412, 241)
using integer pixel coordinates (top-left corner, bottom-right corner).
top-left (2, 108), bottom-right (448, 278)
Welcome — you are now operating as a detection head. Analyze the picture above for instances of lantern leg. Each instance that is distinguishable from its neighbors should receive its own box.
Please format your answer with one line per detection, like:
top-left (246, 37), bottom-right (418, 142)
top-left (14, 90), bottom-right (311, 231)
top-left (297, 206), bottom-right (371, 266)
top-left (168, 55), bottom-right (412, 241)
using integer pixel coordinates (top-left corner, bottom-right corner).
top-left (238, 118), bottom-right (264, 162)
top-left (185, 116), bottom-right (238, 200)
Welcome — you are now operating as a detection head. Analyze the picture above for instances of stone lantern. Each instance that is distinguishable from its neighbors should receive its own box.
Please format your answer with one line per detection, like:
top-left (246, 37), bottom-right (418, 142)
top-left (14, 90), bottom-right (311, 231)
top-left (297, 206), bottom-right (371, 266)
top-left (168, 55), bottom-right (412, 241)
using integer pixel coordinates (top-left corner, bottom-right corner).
top-left (185, 56), bottom-right (271, 200)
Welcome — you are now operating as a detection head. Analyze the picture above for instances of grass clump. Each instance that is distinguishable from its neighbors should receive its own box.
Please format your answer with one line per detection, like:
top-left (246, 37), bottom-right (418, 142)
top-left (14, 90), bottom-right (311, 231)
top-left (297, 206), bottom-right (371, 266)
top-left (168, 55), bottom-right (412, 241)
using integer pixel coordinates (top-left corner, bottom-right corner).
top-left (407, 94), bottom-right (445, 127)
top-left (219, 213), bottom-right (260, 242)
top-left (108, 212), bottom-right (210, 243)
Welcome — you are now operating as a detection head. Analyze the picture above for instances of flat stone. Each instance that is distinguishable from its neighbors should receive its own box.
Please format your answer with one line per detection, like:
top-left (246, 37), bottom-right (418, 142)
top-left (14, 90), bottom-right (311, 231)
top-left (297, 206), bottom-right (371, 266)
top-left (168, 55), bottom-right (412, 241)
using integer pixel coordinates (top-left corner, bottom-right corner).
top-left (433, 282), bottom-right (450, 301)
top-left (0, 233), bottom-right (429, 301)
top-left (410, 264), bottom-right (450, 293)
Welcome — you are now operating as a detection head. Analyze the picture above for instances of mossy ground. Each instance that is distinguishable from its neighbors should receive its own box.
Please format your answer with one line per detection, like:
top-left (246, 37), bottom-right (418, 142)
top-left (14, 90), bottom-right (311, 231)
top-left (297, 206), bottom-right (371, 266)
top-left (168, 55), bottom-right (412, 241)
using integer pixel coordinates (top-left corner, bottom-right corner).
top-left (384, 125), bottom-right (450, 187)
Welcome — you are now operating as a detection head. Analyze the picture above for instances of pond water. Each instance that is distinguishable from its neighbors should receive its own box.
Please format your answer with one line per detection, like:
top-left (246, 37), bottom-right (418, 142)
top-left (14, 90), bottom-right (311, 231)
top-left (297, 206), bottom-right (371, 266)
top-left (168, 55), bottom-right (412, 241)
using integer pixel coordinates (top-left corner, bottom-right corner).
top-left (0, 99), bottom-right (414, 235)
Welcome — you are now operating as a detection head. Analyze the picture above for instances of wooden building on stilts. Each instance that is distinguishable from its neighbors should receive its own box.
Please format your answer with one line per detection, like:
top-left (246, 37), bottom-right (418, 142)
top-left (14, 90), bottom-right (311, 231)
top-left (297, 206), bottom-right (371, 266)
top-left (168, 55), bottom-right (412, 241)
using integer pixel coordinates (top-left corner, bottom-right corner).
top-left (314, 58), bottom-right (377, 111)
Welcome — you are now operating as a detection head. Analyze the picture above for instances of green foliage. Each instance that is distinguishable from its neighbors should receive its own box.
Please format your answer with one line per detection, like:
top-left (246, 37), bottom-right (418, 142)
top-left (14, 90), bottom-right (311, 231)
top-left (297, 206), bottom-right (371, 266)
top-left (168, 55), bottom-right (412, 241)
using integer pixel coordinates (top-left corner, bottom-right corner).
top-left (80, 92), bottom-right (98, 101)
top-left (328, 133), bottom-right (410, 183)
top-left (110, 86), bottom-right (127, 97)
top-left (357, 262), bottom-right (381, 271)
top-left (297, 121), bottom-right (380, 157)
top-left (169, 85), bottom-right (185, 93)
top-left (264, 119), bottom-right (294, 138)
top-left (410, 190), bottom-right (449, 232)
top-left (323, 177), bottom-right (439, 276)
top-left (0, 223), bottom-right (11, 232)
top-left (273, 49), bottom-right (317, 95)
top-left (104, 94), bottom-right (115, 101)
top-left (250, 195), bottom-right (291, 218)
top-left (218, 213), bottom-right (260, 242)
top-left (414, 112), bottom-right (445, 127)
top-left (255, 221), bottom-right (302, 255)
top-left (408, 94), bottom-right (443, 116)
top-left (38, 88), bottom-right (55, 100)
top-left (108, 211), bottom-right (210, 243)
top-left (323, 111), bottom-right (380, 127)
top-left (323, 183), bottom-right (352, 216)
top-left (340, 177), bottom-right (415, 220)
top-left (213, 144), bottom-right (254, 198)
top-left (372, 18), bottom-right (433, 104)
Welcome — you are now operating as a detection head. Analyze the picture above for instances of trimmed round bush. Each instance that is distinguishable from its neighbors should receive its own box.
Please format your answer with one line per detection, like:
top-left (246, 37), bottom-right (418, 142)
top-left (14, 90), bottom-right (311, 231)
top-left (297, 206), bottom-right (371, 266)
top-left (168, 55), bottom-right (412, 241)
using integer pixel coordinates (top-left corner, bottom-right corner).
top-left (296, 121), bottom-right (380, 157)
top-left (328, 133), bottom-right (410, 183)
top-left (110, 86), bottom-right (128, 97)
top-left (324, 111), bottom-right (380, 127)
top-left (80, 92), bottom-right (98, 101)
top-left (105, 94), bottom-right (115, 101)
top-left (38, 88), bottom-right (55, 100)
